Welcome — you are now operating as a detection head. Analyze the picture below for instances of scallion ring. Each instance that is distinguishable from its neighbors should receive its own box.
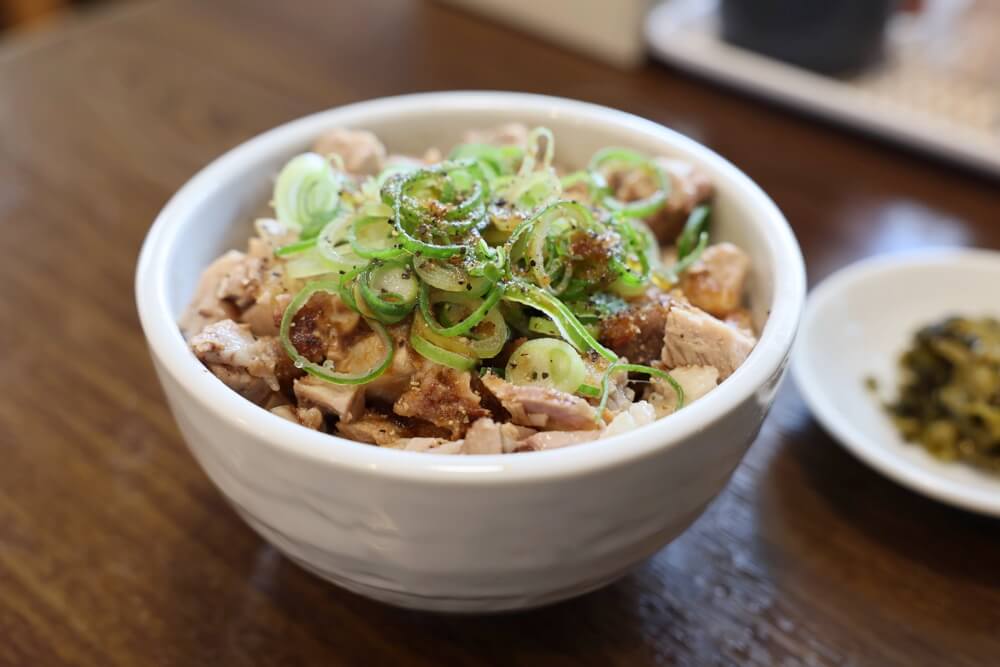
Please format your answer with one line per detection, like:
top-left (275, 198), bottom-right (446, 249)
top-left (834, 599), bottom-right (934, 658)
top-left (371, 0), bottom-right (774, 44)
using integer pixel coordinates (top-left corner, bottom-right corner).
top-left (279, 280), bottom-right (394, 385)
top-left (410, 314), bottom-right (478, 371)
top-left (505, 338), bottom-right (586, 394)
top-left (273, 152), bottom-right (343, 233)
top-left (418, 282), bottom-right (504, 337)
top-left (502, 279), bottom-right (617, 362)
top-left (357, 260), bottom-right (419, 324)
top-left (350, 212), bottom-right (407, 260)
top-left (589, 148), bottom-right (670, 219)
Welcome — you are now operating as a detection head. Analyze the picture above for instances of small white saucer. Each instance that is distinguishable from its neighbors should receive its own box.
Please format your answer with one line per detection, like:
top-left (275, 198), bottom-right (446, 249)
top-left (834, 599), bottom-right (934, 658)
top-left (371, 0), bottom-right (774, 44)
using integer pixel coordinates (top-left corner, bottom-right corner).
top-left (793, 248), bottom-right (1000, 517)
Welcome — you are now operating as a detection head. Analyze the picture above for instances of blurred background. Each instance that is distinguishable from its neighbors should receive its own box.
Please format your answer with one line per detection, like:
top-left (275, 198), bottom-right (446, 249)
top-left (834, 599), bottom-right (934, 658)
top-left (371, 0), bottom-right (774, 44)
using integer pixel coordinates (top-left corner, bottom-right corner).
top-left (5, 0), bottom-right (994, 174)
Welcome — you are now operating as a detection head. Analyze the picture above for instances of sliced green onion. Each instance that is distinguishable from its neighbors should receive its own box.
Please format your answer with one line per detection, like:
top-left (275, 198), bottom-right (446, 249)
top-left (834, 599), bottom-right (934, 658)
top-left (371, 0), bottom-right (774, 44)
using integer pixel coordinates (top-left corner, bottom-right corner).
top-left (559, 170), bottom-right (603, 202)
top-left (502, 279), bottom-right (616, 362)
top-left (273, 153), bottom-right (342, 233)
top-left (505, 201), bottom-right (595, 291)
top-left (577, 384), bottom-right (602, 398)
top-left (677, 205), bottom-right (710, 260)
top-left (589, 148), bottom-right (669, 219)
top-left (518, 127), bottom-right (555, 177)
top-left (382, 160), bottom-right (489, 259)
top-left (350, 211), bottom-right (407, 260)
top-left (500, 301), bottom-right (532, 335)
top-left (337, 265), bottom-right (364, 313)
top-left (357, 260), bottom-right (418, 324)
top-left (528, 316), bottom-right (560, 337)
top-left (528, 315), bottom-right (598, 338)
top-left (567, 293), bottom-right (629, 323)
top-left (279, 280), bottom-right (393, 385)
top-left (418, 282), bottom-right (504, 337)
top-left (466, 306), bottom-right (509, 359)
top-left (491, 169), bottom-right (562, 224)
top-left (275, 236), bottom-right (318, 258)
top-left (609, 218), bottom-right (651, 287)
top-left (505, 338), bottom-right (586, 394)
top-left (316, 207), bottom-right (366, 272)
top-left (284, 247), bottom-right (342, 279)
top-left (662, 230), bottom-right (709, 283)
top-left (410, 328), bottom-right (477, 371)
top-left (412, 255), bottom-right (491, 296)
top-left (449, 143), bottom-right (524, 177)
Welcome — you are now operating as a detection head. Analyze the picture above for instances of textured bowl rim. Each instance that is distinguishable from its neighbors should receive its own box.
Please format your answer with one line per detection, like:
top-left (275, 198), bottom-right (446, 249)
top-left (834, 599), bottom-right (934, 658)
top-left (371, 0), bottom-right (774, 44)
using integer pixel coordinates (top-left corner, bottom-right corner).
top-left (135, 91), bottom-right (805, 484)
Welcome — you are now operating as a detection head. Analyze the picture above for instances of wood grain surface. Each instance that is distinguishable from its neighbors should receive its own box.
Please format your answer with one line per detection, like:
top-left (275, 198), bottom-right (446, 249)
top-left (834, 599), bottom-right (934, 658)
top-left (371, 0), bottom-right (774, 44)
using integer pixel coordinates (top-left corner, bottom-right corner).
top-left (1, 1), bottom-right (998, 665)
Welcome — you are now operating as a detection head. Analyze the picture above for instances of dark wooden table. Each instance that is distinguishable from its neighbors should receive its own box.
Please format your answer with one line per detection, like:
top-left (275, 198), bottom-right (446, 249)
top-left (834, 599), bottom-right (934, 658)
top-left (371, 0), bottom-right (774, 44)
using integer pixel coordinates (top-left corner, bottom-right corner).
top-left (3, 1), bottom-right (999, 665)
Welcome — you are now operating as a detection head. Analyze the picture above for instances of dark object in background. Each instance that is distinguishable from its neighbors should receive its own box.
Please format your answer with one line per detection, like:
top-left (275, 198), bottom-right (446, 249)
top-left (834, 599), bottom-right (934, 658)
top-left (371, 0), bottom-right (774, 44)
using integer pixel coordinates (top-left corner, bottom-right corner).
top-left (0, 0), bottom-right (105, 31)
top-left (720, 0), bottom-right (895, 74)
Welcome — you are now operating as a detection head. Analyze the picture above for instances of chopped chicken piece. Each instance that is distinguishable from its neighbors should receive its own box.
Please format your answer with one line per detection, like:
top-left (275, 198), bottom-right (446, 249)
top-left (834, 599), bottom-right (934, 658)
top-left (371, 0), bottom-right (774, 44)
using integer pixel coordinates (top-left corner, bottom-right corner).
top-left (645, 365), bottom-right (719, 418)
top-left (610, 158), bottom-right (712, 244)
top-left (207, 235), bottom-right (286, 314)
top-left (297, 407), bottom-right (324, 430)
top-left (206, 364), bottom-right (273, 404)
top-left (603, 401), bottom-right (657, 437)
top-left (336, 324), bottom-right (416, 406)
top-left (599, 290), bottom-right (673, 366)
top-left (191, 320), bottom-right (278, 378)
top-left (725, 308), bottom-right (755, 338)
top-left (462, 418), bottom-right (537, 455)
top-left (271, 405), bottom-right (324, 431)
top-left (253, 217), bottom-right (297, 247)
top-left (180, 251), bottom-right (243, 338)
top-left (662, 304), bottom-right (755, 380)
top-left (680, 243), bottom-right (751, 318)
top-left (270, 405), bottom-right (297, 422)
top-left (287, 292), bottom-right (355, 364)
top-left (650, 158), bottom-right (714, 244)
top-left (215, 254), bottom-right (265, 309)
top-left (312, 128), bottom-right (386, 176)
top-left (499, 423), bottom-right (537, 453)
top-left (394, 365), bottom-right (488, 439)
top-left (480, 374), bottom-right (599, 431)
top-left (240, 293), bottom-right (282, 338)
top-left (293, 376), bottom-right (364, 422)
top-left (462, 418), bottom-right (504, 455)
top-left (336, 412), bottom-right (410, 446)
top-left (190, 320), bottom-right (280, 396)
top-left (262, 393), bottom-right (291, 411)
top-left (517, 430), bottom-right (601, 451)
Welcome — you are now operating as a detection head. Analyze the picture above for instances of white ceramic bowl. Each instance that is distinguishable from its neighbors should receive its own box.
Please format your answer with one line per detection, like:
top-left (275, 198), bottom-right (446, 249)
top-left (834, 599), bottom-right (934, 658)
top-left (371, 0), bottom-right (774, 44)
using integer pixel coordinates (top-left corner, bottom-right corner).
top-left (793, 249), bottom-right (1000, 517)
top-left (135, 92), bottom-right (805, 612)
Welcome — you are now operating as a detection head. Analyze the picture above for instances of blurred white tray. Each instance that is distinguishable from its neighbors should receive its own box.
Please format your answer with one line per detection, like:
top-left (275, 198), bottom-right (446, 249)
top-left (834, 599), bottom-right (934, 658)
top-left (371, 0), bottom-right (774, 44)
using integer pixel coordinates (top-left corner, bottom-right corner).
top-left (645, 0), bottom-right (1000, 175)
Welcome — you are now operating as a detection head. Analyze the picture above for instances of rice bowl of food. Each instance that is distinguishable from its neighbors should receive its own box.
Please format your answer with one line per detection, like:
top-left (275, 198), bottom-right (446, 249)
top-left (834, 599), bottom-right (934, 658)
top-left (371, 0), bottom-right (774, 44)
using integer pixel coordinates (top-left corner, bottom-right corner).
top-left (136, 92), bottom-right (805, 611)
